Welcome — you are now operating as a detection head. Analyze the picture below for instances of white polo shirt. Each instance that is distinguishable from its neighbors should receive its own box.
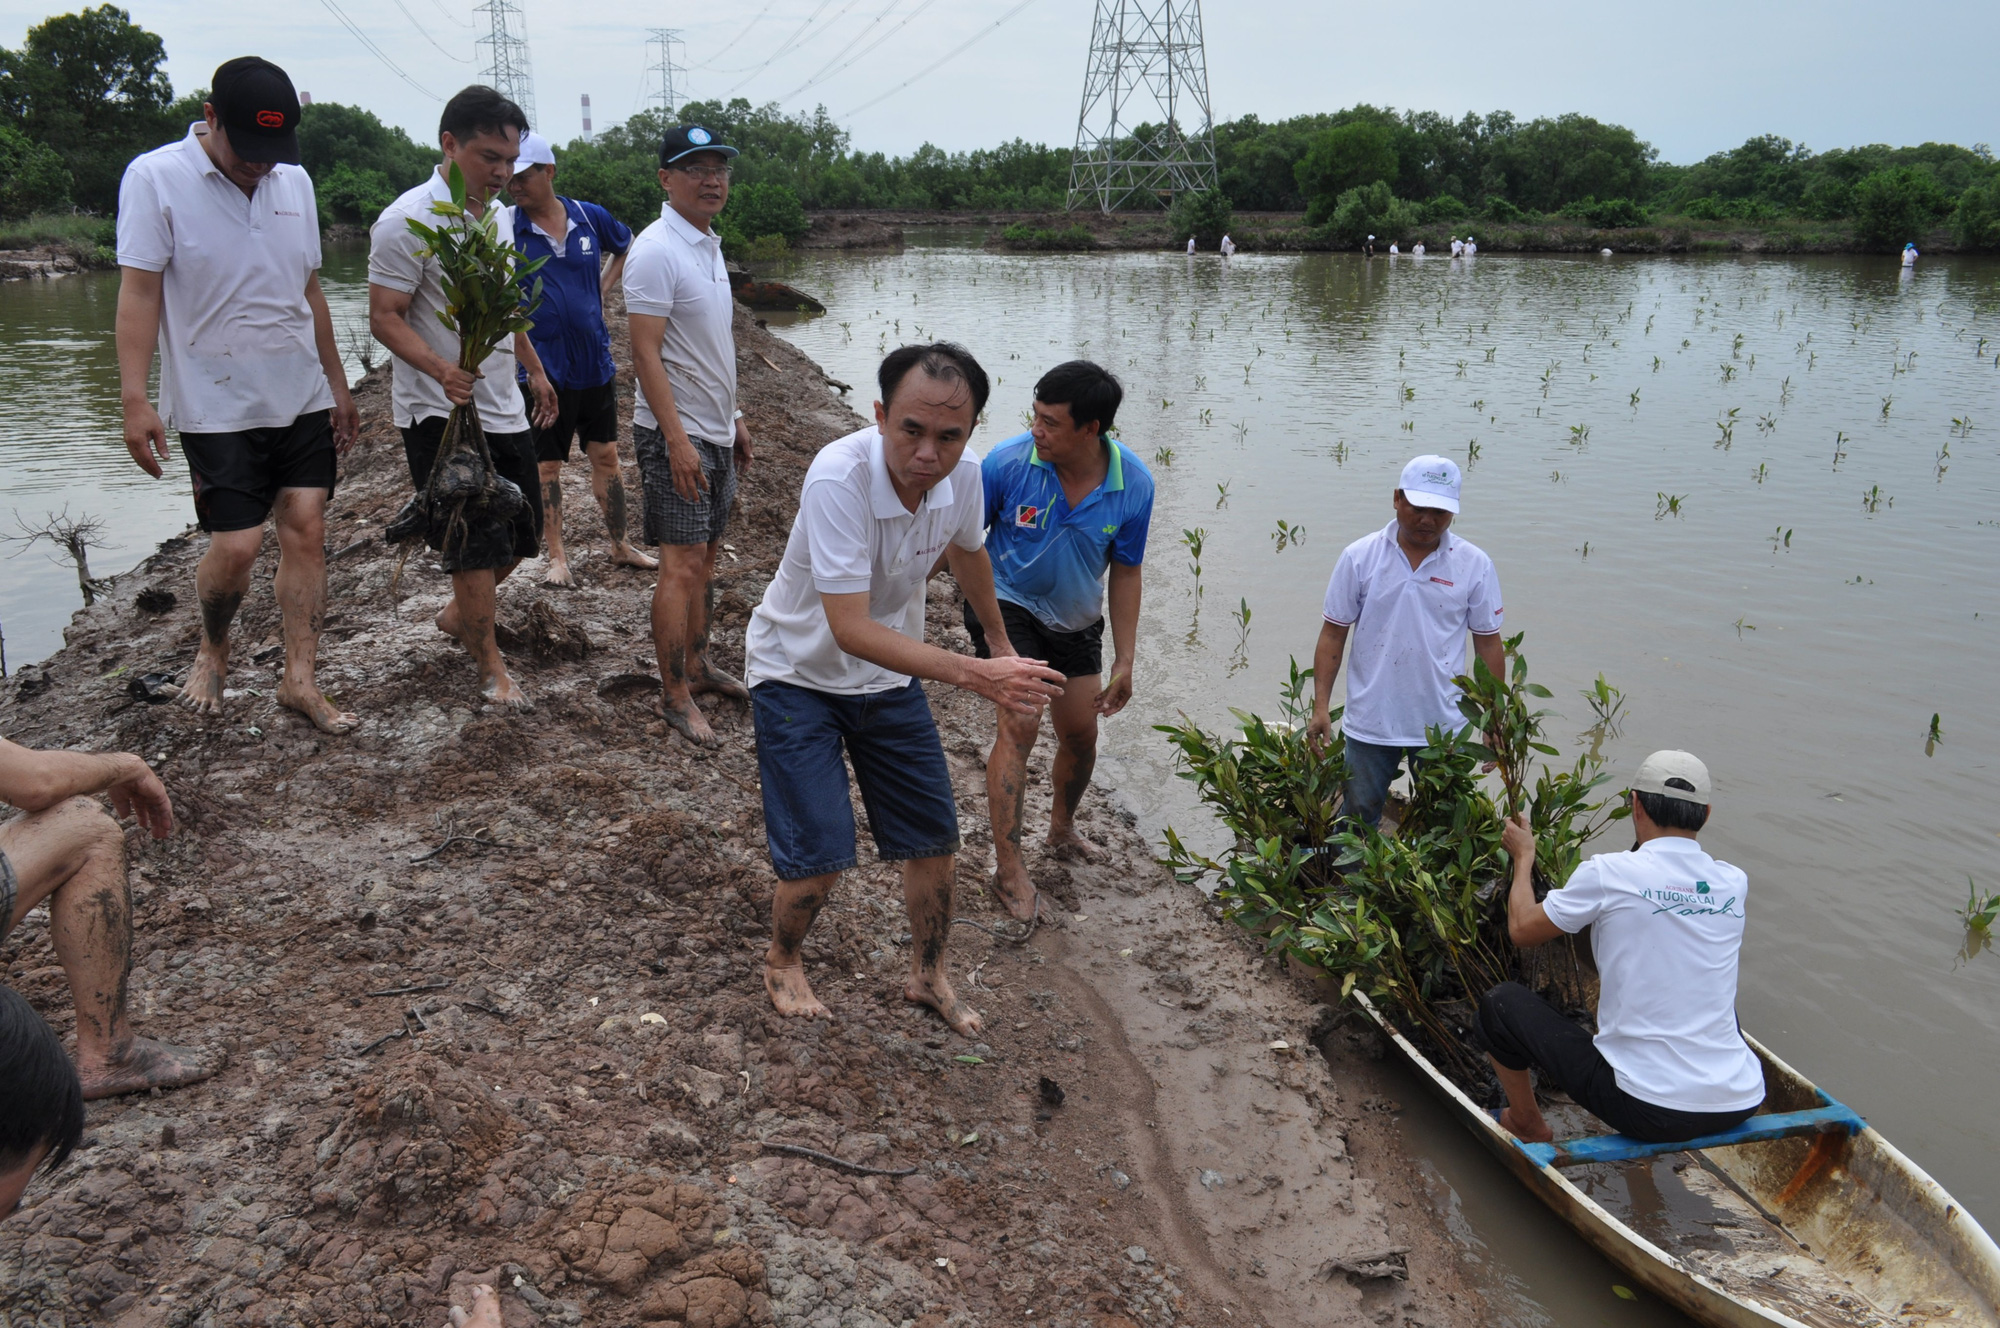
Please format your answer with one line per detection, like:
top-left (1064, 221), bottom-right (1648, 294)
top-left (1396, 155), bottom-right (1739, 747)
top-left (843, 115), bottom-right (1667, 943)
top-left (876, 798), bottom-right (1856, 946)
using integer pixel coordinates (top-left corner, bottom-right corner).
top-left (1543, 838), bottom-right (1765, 1113)
top-left (623, 203), bottom-right (737, 444)
top-left (114, 124), bottom-right (333, 433)
top-left (1323, 520), bottom-right (1503, 747)
top-left (368, 169), bottom-right (529, 433)
top-left (744, 426), bottom-right (985, 696)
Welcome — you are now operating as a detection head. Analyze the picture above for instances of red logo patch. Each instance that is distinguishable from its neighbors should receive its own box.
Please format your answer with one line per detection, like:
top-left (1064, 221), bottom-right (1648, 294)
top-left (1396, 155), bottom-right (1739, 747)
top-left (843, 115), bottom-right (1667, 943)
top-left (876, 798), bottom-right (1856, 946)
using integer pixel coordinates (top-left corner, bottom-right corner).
top-left (255, 109), bottom-right (286, 128)
top-left (1014, 504), bottom-right (1040, 528)
top-left (1429, 576), bottom-right (1455, 587)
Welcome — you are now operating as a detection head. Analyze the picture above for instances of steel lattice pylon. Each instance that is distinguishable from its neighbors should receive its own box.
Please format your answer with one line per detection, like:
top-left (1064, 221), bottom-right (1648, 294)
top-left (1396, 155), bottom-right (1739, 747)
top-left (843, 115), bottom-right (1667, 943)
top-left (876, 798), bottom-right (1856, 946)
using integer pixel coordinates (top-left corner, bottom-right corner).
top-left (646, 28), bottom-right (687, 117)
top-left (474, 0), bottom-right (537, 129)
top-left (1067, 0), bottom-right (1218, 213)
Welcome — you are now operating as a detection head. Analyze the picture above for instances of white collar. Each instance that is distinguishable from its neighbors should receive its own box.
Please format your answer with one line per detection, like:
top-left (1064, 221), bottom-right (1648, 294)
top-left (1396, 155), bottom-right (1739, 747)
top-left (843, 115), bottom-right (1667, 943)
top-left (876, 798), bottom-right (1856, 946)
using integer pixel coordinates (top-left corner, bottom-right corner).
top-left (1379, 519), bottom-right (1456, 566)
top-left (1637, 835), bottom-right (1704, 856)
top-left (662, 202), bottom-right (718, 245)
top-left (868, 430), bottom-right (953, 518)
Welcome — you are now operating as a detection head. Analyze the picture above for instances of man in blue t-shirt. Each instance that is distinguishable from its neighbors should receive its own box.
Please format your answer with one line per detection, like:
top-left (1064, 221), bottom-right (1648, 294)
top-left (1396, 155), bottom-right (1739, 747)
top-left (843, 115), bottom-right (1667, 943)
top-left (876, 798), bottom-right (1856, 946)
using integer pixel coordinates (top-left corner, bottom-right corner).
top-left (505, 132), bottom-right (651, 586)
top-left (972, 361), bottom-right (1154, 921)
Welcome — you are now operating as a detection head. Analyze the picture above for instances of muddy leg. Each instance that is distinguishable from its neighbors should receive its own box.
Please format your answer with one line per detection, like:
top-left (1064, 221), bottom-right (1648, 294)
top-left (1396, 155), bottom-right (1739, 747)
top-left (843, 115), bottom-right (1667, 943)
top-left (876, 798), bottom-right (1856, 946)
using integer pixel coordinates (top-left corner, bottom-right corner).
top-left (764, 871), bottom-right (837, 1019)
top-left (687, 542), bottom-right (747, 702)
top-left (0, 800), bottom-right (217, 1099)
top-left (985, 709), bottom-right (1041, 921)
top-left (538, 460), bottom-right (574, 586)
top-left (440, 565), bottom-right (529, 709)
top-left (651, 542), bottom-right (717, 745)
top-left (177, 527), bottom-right (260, 717)
top-left (1044, 678), bottom-right (1104, 862)
top-left (585, 440), bottom-right (655, 570)
top-left (903, 854), bottom-right (981, 1036)
top-left (270, 487), bottom-right (356, 734)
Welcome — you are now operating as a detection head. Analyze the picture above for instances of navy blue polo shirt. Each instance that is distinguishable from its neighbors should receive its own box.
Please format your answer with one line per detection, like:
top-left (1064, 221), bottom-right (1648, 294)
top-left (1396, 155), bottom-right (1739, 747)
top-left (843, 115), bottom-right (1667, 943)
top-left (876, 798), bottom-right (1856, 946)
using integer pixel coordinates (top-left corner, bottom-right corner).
top-left (512, 196), bottom-right (632, 391)
top-left (981, 431), bottom-right (1154, 632)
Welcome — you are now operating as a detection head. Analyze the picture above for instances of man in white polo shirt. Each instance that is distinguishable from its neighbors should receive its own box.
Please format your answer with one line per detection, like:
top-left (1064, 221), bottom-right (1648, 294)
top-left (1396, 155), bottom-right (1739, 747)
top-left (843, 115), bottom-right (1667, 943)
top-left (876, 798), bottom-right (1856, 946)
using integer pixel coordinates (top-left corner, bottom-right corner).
top-left (115, 56), bottom-right (360, 734)
top-left (1306, 454), bottom-right (1504, 826)
top-left (1481, 751), bottom-right (1766, 1144)
top-left (625, 123), bottom-right (755, 747)
top-left (744, 343), bottom-right (1064, 1037)
top-left (368, 85), bottom-right (557, 710)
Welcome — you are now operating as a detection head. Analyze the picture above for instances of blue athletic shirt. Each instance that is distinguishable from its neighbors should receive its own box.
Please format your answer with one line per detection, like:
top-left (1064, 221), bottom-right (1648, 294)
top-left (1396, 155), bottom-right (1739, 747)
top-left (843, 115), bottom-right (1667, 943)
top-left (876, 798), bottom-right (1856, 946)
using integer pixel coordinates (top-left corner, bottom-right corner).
top-left (981, 431), bottom-right (1155, 632)
top-left (512, 196), bottom-right (633, 391)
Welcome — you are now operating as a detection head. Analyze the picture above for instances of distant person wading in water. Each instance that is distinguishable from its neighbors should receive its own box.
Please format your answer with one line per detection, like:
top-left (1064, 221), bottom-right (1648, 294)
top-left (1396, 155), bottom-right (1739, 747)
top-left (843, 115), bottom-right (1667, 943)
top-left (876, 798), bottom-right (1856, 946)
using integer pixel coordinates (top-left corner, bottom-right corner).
top-left (114, 57), bottom-right (360, 734)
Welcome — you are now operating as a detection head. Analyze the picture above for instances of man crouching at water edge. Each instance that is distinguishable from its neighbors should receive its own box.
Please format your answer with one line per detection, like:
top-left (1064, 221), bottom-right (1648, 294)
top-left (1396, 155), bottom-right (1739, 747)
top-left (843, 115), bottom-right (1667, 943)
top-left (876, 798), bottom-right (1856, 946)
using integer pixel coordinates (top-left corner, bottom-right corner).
top-left (1480, 751), bottom-right (1766, 1144)
top-left (743, 344), bottom-right (1065, 1035)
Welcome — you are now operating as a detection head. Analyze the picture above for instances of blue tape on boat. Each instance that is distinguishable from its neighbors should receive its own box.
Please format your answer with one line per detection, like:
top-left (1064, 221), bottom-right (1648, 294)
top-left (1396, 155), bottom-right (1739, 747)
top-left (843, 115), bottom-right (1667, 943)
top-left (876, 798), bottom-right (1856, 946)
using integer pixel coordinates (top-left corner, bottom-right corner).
top-left (1511, 1090), bottom-right (1867, 1169)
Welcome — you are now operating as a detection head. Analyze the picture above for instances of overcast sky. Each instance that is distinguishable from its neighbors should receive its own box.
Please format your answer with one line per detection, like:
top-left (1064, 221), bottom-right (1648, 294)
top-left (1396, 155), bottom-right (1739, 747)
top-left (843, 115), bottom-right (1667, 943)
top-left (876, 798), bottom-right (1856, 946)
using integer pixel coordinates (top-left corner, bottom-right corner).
top-left (9, 0), bottom-right (1995, 165)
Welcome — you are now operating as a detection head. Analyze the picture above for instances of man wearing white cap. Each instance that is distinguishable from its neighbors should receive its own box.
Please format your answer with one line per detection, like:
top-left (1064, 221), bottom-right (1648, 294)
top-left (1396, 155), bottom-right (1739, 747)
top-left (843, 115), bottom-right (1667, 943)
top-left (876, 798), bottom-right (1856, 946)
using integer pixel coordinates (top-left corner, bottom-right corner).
top-left (1306, 454), bottom-right (1504, 827)
top-left (1478, 751), bottom-right (1766, 1144)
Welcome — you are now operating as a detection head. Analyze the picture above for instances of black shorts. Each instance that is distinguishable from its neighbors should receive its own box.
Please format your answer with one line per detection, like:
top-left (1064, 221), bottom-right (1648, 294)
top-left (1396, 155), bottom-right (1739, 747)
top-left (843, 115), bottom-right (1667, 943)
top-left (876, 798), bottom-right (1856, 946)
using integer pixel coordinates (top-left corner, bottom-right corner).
top-left (531, 380), bottom-right (620, 462)
top-left (180, 409), bottom-right (337, 533)
top-left (963, 598), bottom-right (1104, 678)
top-left (399, 415), bottom-right (543, 572)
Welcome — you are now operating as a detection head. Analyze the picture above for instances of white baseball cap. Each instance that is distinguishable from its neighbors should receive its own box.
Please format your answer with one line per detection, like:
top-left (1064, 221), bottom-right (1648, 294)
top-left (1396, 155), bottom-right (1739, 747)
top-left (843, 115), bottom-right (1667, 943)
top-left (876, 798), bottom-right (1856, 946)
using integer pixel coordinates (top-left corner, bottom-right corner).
top-left (1631, 750), bottom-right (1711, 804)
top-left (1398, 454), bottom-right (1462, 513)
top-left (512, 131), bottom-right (556, 175)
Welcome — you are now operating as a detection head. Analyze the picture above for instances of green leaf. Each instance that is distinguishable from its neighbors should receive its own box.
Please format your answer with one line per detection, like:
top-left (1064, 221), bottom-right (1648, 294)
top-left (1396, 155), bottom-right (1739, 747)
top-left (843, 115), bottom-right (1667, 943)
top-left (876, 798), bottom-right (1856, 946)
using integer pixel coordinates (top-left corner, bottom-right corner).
top-left (953, 1054), bottom-right (985, 1065)
top-left (1612, 1285), bottom-right (1637, 1301)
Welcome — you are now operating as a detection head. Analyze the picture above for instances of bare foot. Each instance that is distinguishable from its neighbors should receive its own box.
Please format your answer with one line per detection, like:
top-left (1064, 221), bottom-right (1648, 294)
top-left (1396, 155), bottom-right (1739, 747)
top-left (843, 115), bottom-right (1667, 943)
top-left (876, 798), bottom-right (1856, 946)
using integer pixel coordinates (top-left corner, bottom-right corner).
top-left (1497, 1104), bottom-right (1554, 1143)
top-left (77, 1036), bottom-right (222, 1100)
top-left (480, 667), bottom-right (533, 711)
top-left (175, 646), bottom-right (227, 716)
top-left (689, 662), bottom-right (750, 703)
top-left (1045, 827), bottom-right (1106, 863)
top-left (906, 971), bottom-right (983, 1036)
top-left (991, 866), bottom-right (1038, 923)
top-left (434, 603), bottom-right (463, 644)
top-left (449, 1284), bottom-right (504, 1328)
top-left (611, 543), bottom-right (659, 570)
top-left (655, 693), bottom-right (719, 747)
top-left (276, 681), bottom-right (359, 735)
top-left (764, 963), bottom-right (830, 1019)
top-left (542, 555), bottom-right (575, 587)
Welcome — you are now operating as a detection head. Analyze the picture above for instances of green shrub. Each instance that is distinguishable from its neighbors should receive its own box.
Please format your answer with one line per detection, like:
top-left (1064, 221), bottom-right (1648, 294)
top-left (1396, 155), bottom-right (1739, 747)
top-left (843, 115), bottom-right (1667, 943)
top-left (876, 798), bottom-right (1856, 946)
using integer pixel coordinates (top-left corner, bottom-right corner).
top-left (1418, 193), bottom-right (1470, 224)
top-left (1166, 188), bottom-right (1234, 247)
top-left (0, 209), bottom-right (113, 251)
top-left (0, 124), bottom-right (73, 219)
top-left (997, 222), bottom-right (1097, 251)
top-left (1949, 177), bottom-right (2000, 251)
top-left (314, 161), bottom-right (396, 227)
top-left (1852, 166), bottom-right (1953, 247)
top-left (1799, 175), bottom-right (1853, 221)
top-left (1321, 180), bottom-right (1417, 247)
top-left (1558, 195), bottom-right (1647, 227)
top-left (722, 180), bottom-right (809, 245)
top-left (1296, 121), bottom-right (1399, 224)
top-left (1483, 196), bottom-right (1529, 223)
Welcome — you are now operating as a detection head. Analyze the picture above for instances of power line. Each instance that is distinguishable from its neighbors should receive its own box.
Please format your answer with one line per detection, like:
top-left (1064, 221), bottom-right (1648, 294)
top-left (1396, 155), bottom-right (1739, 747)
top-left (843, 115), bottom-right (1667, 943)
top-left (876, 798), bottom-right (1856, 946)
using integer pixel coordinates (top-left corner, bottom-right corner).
top-left (391, 0), bottom-right (472, 62)
top-left (843, 0), bottom-right (1040, 118)
top-left (781, 0), bottom-right (939, 102)
top-left (690, 0), bottom-right (780, 70)
top-left (722, 0), bottom-right (857, 88)
top-left (427, 0), bottom-right (473, 27)
top-left (314, 0), bottom-right (442, 101)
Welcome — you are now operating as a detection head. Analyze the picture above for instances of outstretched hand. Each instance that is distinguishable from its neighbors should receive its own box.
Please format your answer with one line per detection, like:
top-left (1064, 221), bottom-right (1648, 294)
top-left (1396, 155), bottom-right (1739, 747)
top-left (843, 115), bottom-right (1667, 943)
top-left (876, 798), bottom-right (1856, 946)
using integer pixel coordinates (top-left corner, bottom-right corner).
top-left (966, 655), bottom-right (1064, 716)
top-left (1093, 664), bottom-right (1133, 717)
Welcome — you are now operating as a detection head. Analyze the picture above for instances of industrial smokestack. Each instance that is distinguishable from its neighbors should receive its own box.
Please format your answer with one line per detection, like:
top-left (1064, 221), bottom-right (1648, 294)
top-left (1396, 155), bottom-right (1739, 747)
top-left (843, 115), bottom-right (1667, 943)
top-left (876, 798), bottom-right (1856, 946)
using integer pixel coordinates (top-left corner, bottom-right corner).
top-left (580, 93), bottom-right (592, 143)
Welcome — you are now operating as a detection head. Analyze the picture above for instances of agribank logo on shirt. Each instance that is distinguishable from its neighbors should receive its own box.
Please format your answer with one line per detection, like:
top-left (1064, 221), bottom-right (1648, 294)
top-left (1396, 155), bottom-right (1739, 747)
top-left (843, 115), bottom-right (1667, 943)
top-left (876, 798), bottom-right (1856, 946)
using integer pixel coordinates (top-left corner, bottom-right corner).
top-left (1014, 503), bottom-right (1043, 529)
top-left (1643, 880), bottom-right (1741, 919)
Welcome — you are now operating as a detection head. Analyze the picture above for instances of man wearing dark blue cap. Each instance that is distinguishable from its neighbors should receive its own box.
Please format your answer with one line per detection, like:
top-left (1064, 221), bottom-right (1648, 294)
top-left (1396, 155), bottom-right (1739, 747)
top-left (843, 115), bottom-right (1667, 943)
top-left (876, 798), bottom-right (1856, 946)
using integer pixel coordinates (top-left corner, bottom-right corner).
top-left (624, 123), bottom-right (755, 745)
top-left (115, 56), bottom-right (360, 735)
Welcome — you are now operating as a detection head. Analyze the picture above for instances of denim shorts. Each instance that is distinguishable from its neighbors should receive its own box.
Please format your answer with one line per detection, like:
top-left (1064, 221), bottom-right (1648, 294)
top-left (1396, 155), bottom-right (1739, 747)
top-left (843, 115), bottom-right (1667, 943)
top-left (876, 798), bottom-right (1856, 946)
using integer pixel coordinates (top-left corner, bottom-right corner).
top-left (751, 678), bottom-right (960, 880)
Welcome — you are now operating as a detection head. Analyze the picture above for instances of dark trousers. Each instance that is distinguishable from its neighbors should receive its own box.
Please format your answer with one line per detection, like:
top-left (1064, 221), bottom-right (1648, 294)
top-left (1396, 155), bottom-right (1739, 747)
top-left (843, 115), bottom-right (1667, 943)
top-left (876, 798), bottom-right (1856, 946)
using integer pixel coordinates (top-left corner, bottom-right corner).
top-left (1475, 982), bottom-right (1760, 1143)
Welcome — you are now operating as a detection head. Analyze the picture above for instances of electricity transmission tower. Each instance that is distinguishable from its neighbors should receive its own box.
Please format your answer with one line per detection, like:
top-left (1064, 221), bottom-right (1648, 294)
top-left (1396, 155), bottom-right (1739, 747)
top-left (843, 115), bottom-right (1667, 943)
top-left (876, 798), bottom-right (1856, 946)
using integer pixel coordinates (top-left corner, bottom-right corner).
top-left (474, 0), bottom-right (537, 128)
top-left (1067, 0), bottom-right (1218, 212)
top-left (646, 28), bottom-right (687, 117)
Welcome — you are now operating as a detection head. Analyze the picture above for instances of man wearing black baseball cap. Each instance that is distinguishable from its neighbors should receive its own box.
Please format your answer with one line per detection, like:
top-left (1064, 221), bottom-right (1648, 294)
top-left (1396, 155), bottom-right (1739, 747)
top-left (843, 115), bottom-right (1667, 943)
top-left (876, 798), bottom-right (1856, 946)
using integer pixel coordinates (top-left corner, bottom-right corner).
top-left (623, 122), bottom-right (754, 745)
top-left (115, 56), bottom-right (361, 735)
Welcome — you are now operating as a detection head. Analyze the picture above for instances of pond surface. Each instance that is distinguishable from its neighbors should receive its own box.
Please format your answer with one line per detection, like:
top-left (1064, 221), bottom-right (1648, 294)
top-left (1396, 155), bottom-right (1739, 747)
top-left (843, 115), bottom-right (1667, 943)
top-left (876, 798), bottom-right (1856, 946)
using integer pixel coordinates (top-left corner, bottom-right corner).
top-left (762, 236), bottom-right (2000, 1324)
top-left (0, 244), bottom-right (374, 670)
top-left (4, 233), bottom-right (1996, 1325)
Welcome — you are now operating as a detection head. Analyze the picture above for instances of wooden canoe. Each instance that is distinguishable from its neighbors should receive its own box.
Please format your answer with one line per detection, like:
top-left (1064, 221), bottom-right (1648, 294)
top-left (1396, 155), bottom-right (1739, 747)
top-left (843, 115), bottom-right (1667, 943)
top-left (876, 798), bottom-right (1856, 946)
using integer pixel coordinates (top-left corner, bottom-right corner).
top-left (1355, 993), bottom-right (2000, 1327)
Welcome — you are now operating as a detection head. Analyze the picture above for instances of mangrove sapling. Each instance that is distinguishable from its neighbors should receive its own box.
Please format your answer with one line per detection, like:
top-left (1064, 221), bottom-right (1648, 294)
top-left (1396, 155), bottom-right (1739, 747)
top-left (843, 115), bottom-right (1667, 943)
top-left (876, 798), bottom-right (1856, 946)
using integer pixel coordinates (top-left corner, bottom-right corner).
top-left (1153, 447), bottom-right (1175, 467)
top-left (1270, 519), bottom-right (1305, 551)
top-left (1961, 878), bottom-right (1999, 933)
top-left (1656, 493), bottom-right (1686, 520)
top-left (1925, 713), bottom-right (1944, 757)
top-left (1181, 527), bottom-right (1206, 597)
top-left (1215, 480), bottom-right (1232, 508)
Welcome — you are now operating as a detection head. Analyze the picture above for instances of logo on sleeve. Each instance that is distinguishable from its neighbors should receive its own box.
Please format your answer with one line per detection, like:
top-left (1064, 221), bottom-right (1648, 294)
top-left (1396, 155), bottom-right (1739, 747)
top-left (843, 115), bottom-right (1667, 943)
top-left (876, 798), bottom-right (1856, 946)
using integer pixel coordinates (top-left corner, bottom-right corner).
top-left (1014, 504), bottom-right (1042, 528)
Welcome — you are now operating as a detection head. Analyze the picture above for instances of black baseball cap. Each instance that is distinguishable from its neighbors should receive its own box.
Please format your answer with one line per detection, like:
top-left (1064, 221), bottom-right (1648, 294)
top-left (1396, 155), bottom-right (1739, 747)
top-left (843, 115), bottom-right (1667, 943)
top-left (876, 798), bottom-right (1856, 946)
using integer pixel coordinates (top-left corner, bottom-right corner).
top-left (658, 124), bottom-right (740, 168)
top-left (210, 57), bottom-right (302, 165)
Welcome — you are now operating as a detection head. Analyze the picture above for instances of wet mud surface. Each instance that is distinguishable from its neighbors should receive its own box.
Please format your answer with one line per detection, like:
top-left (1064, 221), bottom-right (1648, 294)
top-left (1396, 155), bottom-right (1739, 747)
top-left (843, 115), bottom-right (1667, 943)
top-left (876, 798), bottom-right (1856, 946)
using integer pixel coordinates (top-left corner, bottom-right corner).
top-left (1, 306), bottom-right (1477, 1327)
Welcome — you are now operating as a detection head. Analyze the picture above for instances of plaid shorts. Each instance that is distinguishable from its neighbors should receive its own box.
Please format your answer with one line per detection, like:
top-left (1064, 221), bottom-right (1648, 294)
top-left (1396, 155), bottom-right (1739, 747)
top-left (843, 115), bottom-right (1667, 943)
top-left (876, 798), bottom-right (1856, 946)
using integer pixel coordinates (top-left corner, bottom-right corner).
top-left (0, 847), bottom-right (17, 944)
top-left (634, 426), bottom-right (737, 547)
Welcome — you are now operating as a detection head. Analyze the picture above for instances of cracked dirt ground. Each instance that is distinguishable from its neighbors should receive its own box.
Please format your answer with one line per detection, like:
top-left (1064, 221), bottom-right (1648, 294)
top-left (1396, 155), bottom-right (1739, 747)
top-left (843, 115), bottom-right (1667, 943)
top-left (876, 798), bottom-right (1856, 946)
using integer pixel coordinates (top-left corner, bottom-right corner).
top-left (0, 303), bottom-right (1479, 1327)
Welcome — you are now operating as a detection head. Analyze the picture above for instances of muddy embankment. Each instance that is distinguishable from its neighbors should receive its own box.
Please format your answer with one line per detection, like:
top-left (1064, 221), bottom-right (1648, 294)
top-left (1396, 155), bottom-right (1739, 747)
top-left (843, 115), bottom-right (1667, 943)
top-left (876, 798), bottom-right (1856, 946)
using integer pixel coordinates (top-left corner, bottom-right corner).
top-left (0, 299), bottom-right (1484, 1328)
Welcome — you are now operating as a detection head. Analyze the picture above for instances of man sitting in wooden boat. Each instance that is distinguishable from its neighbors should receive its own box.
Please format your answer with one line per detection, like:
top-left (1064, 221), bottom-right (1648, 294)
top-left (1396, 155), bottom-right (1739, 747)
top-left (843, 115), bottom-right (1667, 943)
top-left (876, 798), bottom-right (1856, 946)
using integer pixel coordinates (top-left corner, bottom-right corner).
top-left (1478, 750), bottom-right (1767, 1144)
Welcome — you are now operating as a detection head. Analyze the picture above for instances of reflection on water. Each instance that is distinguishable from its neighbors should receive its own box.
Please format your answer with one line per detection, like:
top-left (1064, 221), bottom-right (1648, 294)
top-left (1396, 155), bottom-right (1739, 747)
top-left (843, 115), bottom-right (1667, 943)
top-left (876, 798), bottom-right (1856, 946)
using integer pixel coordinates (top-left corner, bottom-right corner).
top-left (761, 243), bottom-right (2000, 1322)
top-left (0, 244), bottom-right (373, 667)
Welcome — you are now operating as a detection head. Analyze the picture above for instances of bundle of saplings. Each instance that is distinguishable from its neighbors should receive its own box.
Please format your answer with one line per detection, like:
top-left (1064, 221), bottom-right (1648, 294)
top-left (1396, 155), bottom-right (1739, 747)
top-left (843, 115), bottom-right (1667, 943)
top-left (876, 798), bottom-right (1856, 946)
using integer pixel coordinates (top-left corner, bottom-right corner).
top-left (1161, 636), bottom-right (1625, 1093)
top-left (386, 164), bottom-right (547, 569)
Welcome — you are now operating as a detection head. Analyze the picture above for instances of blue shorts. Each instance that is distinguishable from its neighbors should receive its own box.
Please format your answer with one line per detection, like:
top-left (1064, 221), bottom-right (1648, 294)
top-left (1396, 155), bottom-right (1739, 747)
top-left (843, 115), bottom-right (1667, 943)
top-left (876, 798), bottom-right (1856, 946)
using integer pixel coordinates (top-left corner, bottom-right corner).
top-left (751, 678), bottom-right (960, 880)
